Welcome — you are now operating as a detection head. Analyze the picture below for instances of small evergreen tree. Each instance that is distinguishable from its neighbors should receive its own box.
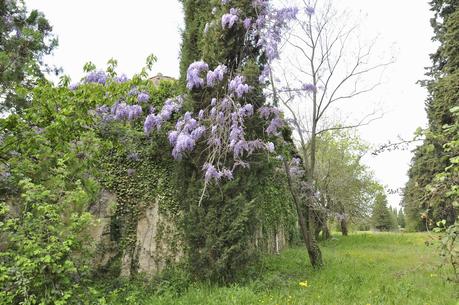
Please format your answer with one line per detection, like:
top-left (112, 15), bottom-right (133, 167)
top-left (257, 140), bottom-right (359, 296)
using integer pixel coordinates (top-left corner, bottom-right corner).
top-left (398, 208), bottom-right (406, 228)
top-left (371, 192), bottom-right (395, 231)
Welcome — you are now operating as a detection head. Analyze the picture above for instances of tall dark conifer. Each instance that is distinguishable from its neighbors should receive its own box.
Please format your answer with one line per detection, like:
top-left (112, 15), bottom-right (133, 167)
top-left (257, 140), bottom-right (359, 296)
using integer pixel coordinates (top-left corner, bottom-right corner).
top-left (177, 0), bottom-right (286, 282)
top-left (403, 0), bottom-right (458, 230)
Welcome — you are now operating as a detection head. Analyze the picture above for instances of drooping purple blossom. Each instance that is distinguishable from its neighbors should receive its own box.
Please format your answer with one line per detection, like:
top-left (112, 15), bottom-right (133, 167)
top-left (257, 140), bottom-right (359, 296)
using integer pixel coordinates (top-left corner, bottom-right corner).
top-left (228, 75), bottom-right (250, 98)
top-left (266, 116), bottom-right (283, 135)
top-left (243, 18), bottom-right (252, 29)
top-left (115, 74), bottom-right (129, 83)
top-left (128, 87), bottom-right (139, 96)
top-left (258, 106), bottom-right (280, 119)
top-left (85, 71), bottom-right (107, 84)
top-left (69, 83), bottom-right (79, 90)
top-left (266, 142), bottom-right (275, 152)
top-left (305, 6), bottom-right (315, 16)
top-left (302, 83), bottom-right (317, 93)
top-left (203, 163), bottom-right (222, 182)
top-left (143, 97), bottom-right (183, 135)
top-left (206, 64), bottom-right (227, 87)
top-left (222, 12), bottom-right (239, 29)
top-left (186, 61), bottom-right (209, 90)
top-left (239, 104), bottom-right (254, 117)
top-left (172, 133), bottom-right (195, 160)
top-left (144, 114), bottom-right (162, 134)
top-left (137, 92), bottom-right (150, 103)
top-left (128, 105), bottom-right (143, 120)
top-left (259, 65), bottom-right (271, 83)
top-left (169, 111), bottom-right (205, 159)
top-left (276, 7), bottom-right (299, 21)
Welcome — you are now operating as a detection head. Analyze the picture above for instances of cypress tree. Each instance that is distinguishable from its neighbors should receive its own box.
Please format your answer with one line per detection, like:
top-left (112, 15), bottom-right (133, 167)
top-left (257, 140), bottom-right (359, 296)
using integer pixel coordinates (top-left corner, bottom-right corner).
top-left (177, 0), bottom-right (290, 281)
top-left (403, 0), bottom-right (459, 230)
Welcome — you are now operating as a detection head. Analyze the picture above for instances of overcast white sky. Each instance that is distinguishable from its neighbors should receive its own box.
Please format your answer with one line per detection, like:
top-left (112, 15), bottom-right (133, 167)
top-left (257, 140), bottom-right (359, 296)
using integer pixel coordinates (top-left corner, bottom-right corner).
top-left (26, 0), bottom-right (435, 208)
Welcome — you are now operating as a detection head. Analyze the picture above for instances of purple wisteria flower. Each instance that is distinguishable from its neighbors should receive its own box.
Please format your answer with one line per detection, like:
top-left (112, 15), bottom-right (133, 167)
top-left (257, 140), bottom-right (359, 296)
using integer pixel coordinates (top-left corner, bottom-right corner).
top-left (85, 71), bottom-right (107, 84)
top-left (115, 74), bottom-right (129, 83)
top-left (203, 163), bottom-right (221, 182)
top-left (305, 6), bottom-right (315, 16)
top-left (69, 83), bottom-right (79, 90)
top-left (276, 7), bottom-right (299, 21)
top-left (239, 104), bottom-right (254, 117)
top-left (302, 83), bottom-right (317, 93)
top-left (228, 75), bottom-right (250, 98)
top-left (186, 61), bottom-right (209, 89)
top-left (266, 142), bottom-right (275, 153)
top-left (128, 105), bottom-right (143, 120)
top-left (169, 111), bottom-right (205, 160)
top-left (221, 9), bottom-right (239, 29)
top-left (259, 65), bottom-right (271, 83)
top-left (243, 18), bottom-right (252, 29)
top-left (206, 64), bottom-right (227, 87)
top-left (112, 102), bottom-right (143, 121)
top-left (143, 97), bottom-right (183, 134)
top-left (128, 87), bottom-right (139, 96)
top-left (266, 117), bottom-right (283, 135)
top-left (144, 114), bottom-right (162, 134)
top-left (137, 92), bottom-right (150, 103)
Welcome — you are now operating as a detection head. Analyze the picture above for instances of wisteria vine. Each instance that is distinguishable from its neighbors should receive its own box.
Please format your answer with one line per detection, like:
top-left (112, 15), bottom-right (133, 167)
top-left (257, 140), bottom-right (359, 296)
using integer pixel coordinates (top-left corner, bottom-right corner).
top-left (85, 0), bottom-right (313, 201)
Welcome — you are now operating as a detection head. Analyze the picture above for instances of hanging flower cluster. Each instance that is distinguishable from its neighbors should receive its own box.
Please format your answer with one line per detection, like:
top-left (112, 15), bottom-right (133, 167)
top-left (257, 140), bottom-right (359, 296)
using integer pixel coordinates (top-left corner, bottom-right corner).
top-left (95, 101), bottom-right (143, 122)
top-left (85, 71), bottom-right (107, 84)
top-left (89, 0), bottom-right (303, 188)
top-left (144, 96), bottom-right (183, 134)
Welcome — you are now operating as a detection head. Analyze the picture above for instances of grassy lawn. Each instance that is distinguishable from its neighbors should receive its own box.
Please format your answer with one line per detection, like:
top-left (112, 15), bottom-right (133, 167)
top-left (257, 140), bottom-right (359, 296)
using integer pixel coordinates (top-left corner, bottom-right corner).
top-left (106, 232), bottom-right (458, 305)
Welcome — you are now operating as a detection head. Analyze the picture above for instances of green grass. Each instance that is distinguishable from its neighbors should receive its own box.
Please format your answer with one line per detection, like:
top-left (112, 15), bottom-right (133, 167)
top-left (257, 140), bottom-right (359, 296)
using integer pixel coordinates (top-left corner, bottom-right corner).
top-left (103, 233), bottom-right (458, 305)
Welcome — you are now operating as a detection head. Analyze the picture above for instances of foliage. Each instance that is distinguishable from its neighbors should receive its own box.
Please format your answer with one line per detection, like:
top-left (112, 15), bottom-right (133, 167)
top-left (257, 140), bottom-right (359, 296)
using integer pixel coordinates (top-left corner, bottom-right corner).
top-left (314, 129), bottom-right (381, 235)
top-left (0, 0), bottom-right (58, 112)
top-left (93, 233), bottom-right (458, 305)
top-left (0, 58), bottom-right (183, 303)
top-left (0, 77), bottom-right (105, 303)
top-left (433, 218), bottom-right (459, 282)
top-left (403, 0), bottom-right (458, 230)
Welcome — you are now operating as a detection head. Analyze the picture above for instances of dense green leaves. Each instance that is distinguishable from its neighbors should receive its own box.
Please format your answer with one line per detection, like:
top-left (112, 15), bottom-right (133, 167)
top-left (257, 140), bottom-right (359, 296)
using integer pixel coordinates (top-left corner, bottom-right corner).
top-left (403, 0), bottom-right (459, 230)
top-left (0, 0), bottom-right (58, 112)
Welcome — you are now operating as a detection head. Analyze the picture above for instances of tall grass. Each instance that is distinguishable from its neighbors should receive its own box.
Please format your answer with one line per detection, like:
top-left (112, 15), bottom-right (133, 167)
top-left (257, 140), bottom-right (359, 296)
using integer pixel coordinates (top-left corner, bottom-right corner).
top-left (101, 233), bottom-right (458, 305)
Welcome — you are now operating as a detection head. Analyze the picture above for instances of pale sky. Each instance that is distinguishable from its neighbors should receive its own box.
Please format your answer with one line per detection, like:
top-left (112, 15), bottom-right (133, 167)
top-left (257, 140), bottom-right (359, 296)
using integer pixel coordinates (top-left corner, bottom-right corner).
top-left (26, 0), bottom-right (435, 208)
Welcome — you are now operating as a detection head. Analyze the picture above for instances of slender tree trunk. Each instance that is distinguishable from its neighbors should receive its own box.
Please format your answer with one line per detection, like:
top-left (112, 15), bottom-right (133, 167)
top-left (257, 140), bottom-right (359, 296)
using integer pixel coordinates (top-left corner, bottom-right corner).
top-left (322, 223), bottom-right (331, 240)
top-left (340, 218), bottom-right (348, 236)
top-left (283, 160), bottom-right (323, 267)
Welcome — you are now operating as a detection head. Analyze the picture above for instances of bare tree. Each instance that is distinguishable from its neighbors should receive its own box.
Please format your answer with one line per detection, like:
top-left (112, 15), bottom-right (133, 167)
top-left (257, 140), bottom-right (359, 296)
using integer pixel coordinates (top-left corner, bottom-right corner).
top-left (270, 0), bottom-right (392, 260)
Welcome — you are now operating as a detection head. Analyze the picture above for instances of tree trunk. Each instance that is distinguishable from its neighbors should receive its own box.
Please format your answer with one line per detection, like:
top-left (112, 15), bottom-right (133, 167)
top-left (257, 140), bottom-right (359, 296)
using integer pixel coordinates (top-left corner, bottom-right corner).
top-left (283, 160), bottom-right (323, 268)
top-left (314, 223), bottom-right (321, 240)
top-left (322, 222), bottom-right (331, 240)
top-left (340, 218), bottom-right (348, 236)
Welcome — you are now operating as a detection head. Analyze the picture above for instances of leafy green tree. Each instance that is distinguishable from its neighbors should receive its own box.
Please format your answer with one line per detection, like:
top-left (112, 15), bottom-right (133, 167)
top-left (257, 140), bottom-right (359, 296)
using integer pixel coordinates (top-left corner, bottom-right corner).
top-left (314, 129), bottom-right (380, 237)
top-left (0, 0), bottom-right (58, 112)
top-left (403, 0), bottom-right (458, 230)
top-left (371, 192), bottom-right (395, 231)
